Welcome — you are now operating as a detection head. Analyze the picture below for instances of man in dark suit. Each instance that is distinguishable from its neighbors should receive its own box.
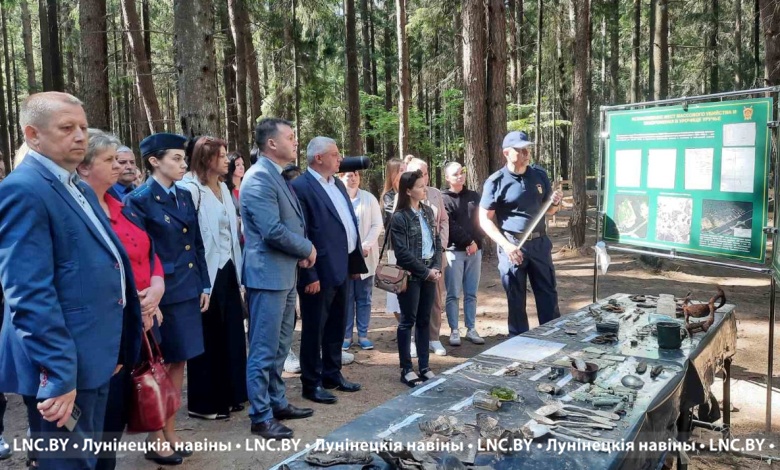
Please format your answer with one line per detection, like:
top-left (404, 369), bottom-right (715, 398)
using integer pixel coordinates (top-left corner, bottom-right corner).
top-left (0, 92), bottom-right (143, 469)
top-left (292, 137), bottom-right (367, 404)
top-left (241, 118), bottom-right (316, 440)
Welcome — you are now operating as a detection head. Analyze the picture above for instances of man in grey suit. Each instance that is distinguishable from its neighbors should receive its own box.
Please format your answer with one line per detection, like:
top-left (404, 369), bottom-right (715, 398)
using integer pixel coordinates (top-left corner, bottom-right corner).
top-left (240, 118), bottom-right (317, 439)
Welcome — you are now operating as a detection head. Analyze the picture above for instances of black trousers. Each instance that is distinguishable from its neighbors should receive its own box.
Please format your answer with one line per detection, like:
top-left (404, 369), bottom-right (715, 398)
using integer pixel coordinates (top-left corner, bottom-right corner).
top-left (397, 276), bottom-right (436, 373)
top-left (298, 280), bottom-right (349, 388)
top-left (187, 260), bottom-right (248, 414)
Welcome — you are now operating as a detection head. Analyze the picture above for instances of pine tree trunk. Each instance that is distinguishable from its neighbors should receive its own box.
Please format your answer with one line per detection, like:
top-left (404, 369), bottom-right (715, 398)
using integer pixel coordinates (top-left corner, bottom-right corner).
top-left (346, 0), bottom-right (363, 156)
top-left (755, 0), bottom-right (762, 85)
top-left (243, 9), bottom-right (262, 123)
top-left (653, 0), bottom-right (668, 100)
top-left (462, 0), bottom-right (489, 188)
top-left (1, 5), bottom-right (15, 151)
top-left (122, 0), bottom-right (163, 133)
top-left (508, 0), bottom-right (518, 104)
top-left (383, 0), bottom-right (394, 160)
top-left (487, 0), bottom-right (507, 174)
top-left (142, 0), bottom-right (151, 62)
top-left (80, 0), bottom-right (111, 130)
top-left (174, 0), bottom-right (220, 137)
top-left (534, 0), bottom-right (543, 145)
top-left (517, 0), bottom-right (524, 104)
top-left (228, 0), bottom-right (249, 157)
top-left (648, 0), bottom-right (655, 100)
top-left (736, 0), bottom-right (743, 88)
top-left (396, 0), bottom-right (410, 158)
top-left (10, 24), bottom-right (21, 147)
top-left (0, 5), bottom-right (8, 166)
top-left (47, 0), bottom-right (63, 91)
top-left (220, 2), bottom-right (238, 148)
top-left (630, 0), bottom-right (640, 102)
top-left (556, 6), bottom-right (570, 180)
top-left (761, 0), bottom-right (780, 85)
top-left (20, 0), bottom-right (38, 93)
top-left (570, 0), bottom-right (590, 248)
top-left (39, 0), bottom-right (53, 91)
top-left (292, 0), bottom-right (301, 164)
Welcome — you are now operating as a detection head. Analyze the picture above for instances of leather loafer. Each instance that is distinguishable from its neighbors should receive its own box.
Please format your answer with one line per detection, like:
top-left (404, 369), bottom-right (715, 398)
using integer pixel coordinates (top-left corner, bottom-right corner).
top-left (273, 404), bottom-right (314, 420)
top-left (322, 377), bottom-right (362, 392)
top-left (302, 386), bottom-right (338, 404)
top-left (144, 449), bottom-right (183, 466)
top-left (250, 418), bottom-right (294, 440)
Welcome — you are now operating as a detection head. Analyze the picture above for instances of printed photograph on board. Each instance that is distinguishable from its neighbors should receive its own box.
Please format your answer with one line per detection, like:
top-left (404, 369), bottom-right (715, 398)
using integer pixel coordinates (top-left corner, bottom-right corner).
top-left (701, 200), bottom-right (753, 238)
top-left (655, 196), bottom-right (693, 244)
top-left (614, 194), bottom-right (649, 239)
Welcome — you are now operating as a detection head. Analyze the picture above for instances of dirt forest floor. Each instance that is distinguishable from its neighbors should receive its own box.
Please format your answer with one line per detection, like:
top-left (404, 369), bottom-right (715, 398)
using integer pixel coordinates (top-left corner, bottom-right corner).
top-left (1, 212), bottom-right (779, 469)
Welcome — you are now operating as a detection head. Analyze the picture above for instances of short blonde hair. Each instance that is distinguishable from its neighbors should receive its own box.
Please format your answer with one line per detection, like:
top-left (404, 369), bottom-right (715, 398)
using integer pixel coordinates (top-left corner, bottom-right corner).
top-left (19, 92), bottom-right (83, 130)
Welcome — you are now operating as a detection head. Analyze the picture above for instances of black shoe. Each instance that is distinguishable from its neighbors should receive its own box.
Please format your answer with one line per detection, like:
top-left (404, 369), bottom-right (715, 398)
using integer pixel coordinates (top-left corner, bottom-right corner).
top-left (231, 404), bottom-right (245, 412)
top-left (273, 404), bottom-right (314, 420)
top-left (302, 386), bottom-right (338, 404)
top-left (172, 445), bottom-right (193, 458)
top-left (144, 449), bottom-right (183, 466)
top-left (401, 370), bottom-right (423, 388)
top-left (250, 418), bottom-right (294, 439)
top-left (322, 376), bottom-right (362, 392)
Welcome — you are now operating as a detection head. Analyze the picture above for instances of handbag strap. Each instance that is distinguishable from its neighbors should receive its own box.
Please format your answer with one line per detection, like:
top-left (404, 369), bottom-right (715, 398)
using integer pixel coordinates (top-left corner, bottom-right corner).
top-left (141, 331), bottom-right (165, 363)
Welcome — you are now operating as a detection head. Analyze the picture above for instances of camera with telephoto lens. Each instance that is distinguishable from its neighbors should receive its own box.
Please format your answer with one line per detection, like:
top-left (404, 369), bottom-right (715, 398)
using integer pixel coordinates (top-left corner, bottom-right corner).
top-left (338, 156), bottom-right (372, 173)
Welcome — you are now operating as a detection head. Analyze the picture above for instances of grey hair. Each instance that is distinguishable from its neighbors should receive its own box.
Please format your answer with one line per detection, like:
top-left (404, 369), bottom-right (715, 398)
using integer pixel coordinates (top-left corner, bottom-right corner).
top-left (306, 136), bottom-right (337, 164)
top-left (84, 128), bottom-right (122, 167)
top-left (443, 161), bottom-right (462, 177)
top-left (117, 145), bottom-right (132, 154)
top-left (19, 92), bottom-right (83, 130)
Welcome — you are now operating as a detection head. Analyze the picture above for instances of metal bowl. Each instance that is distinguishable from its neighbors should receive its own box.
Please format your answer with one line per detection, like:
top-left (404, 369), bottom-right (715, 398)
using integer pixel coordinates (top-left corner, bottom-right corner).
top-left (570, 361), bottom-right (599, 384)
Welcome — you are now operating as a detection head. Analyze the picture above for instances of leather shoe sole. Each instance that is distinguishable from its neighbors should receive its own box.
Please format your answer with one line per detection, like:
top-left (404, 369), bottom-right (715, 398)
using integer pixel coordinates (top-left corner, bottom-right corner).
top-left (322, 380), bottom-right (361, 392)
top-left (302, 390), bottom-right (338, 404)
top-left (273, 406), bottom-right (314, 420)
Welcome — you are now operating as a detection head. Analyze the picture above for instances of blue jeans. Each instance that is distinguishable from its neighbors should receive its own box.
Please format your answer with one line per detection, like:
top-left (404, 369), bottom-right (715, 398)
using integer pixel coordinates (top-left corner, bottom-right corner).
top-left (344, 276), bottom-right (374, 339)
top-left (445, 249), bottom-right (482, 330)
top-left (246, 287), bottom-right (296, 423)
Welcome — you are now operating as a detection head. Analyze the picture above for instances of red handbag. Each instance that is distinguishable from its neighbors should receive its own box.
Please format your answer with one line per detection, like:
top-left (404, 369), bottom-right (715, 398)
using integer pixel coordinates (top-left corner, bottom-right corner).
top-left (127, 332), bottom-right (181, 433)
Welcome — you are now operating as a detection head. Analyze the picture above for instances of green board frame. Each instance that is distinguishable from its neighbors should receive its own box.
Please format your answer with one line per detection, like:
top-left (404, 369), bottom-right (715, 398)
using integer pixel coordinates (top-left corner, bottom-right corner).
top-left (603, 98), bottom-right (772, 264)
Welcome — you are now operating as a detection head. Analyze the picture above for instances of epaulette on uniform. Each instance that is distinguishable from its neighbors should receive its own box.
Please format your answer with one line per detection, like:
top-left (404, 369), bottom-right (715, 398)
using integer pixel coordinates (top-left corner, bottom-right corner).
top-left (128, 185), bottom-right (150, 198)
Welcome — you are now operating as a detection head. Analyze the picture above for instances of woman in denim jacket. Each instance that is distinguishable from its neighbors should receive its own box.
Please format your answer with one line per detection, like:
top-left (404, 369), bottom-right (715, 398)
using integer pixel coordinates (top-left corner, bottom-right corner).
top-left (389, 170), bottom-right (443, 387)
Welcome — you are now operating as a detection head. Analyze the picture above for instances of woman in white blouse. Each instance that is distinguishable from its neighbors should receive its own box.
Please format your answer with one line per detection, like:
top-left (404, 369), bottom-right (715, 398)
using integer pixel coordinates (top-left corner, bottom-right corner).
top-left (340, 171), bottom-right (383, 350)
top-left (182, 136), bottom-right (248, 420)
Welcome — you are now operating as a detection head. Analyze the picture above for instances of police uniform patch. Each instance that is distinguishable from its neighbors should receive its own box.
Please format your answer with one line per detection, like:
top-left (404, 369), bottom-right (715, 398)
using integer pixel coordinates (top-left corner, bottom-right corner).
top-left (536, 184), bottom-right (543, 194)
top-left (164, 214), bottom-right (171, 223)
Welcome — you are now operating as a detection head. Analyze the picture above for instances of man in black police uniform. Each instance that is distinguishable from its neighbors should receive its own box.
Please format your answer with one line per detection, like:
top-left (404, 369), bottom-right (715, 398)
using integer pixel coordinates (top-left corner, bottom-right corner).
top-left (479, 131), bottom-right (563, 336)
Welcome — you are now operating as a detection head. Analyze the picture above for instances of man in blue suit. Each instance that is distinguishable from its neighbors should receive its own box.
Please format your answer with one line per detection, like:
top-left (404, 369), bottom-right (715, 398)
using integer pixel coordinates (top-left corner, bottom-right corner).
top-left (0, 92), bottom-right (143, 469)
top-left (241, 118), bottom-right (316, 440)
top-left (292, 137), bottom-right (368, 404)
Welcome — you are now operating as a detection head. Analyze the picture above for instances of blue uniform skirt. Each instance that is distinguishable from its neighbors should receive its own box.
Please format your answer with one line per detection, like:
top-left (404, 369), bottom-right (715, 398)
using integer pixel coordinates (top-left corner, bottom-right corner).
top-left (159, 297), bottom-right (205, 363)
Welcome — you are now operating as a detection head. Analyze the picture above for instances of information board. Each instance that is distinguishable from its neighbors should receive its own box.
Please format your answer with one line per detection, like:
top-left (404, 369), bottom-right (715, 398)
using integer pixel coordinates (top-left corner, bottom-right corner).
top-left (603, 98), bottom-right (771, 263)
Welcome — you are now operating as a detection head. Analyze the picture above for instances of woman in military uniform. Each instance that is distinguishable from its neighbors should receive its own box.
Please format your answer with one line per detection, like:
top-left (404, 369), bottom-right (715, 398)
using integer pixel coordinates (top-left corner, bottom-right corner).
top-left (125, 133), bottom-right (211, 462)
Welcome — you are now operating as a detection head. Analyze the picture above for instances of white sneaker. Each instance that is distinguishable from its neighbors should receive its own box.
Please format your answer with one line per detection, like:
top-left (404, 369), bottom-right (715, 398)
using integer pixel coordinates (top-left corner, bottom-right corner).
top-left (410, 341), bottom-right (417, 358)
top-left (284, 350), bottom-right (301, 373)
top-left (341, 350), bottom-right (355, 365)
top-left (0, 436), bottom-right (11, 460)
top-left (430, 341), bottom-right (447, 356)
top-left (449, 329), bottom-right (461, 346)
top-left (466, 329), bottom-right (485, 345)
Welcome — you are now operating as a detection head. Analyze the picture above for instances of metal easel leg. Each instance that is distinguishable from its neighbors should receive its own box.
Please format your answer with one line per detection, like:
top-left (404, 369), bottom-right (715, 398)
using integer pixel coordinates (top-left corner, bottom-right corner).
top-left (767, 276), bottom-right (776, 433)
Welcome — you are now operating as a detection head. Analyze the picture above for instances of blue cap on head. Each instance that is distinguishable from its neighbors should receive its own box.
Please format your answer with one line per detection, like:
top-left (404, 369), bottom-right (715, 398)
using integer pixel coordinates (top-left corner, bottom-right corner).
top-left (502, 131), bottom-right (534, 150)
top-left (139, 133), bottom-right (187, 157)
